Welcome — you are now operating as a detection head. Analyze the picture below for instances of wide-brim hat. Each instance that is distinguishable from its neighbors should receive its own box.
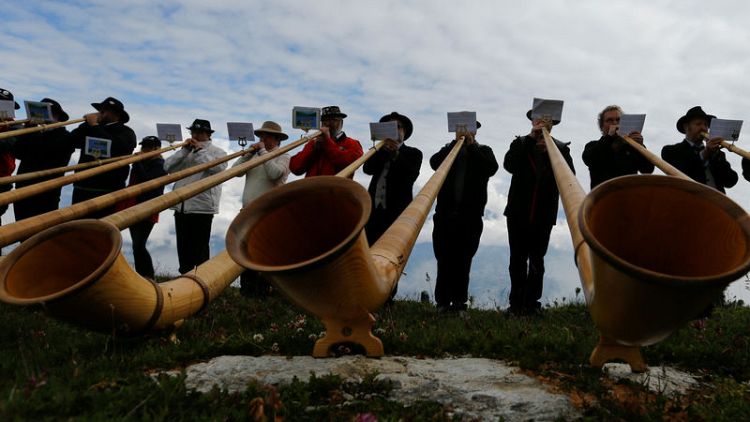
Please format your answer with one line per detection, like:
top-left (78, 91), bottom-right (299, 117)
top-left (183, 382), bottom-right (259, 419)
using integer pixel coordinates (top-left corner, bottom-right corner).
top-left (379, 111), bottom-right (413, 141)
top-left (0, 88), bottom-right (19, 110)
top-left (322, 105), bottom-right (347, 119)
top-left (526, 110), bottom-right (560, 125)
top-left (676, 106), bottom-right (715, 134)
top-left (41, 98), bottom-right (69, 121)
top-left (254, 120), bottom-right (289, 141)
top-left (186, 119), bottom-right (214, 134)
top-left (139, 135), bottom-right (162, 148)
top-left (92, 96), bottom-right (129, 123)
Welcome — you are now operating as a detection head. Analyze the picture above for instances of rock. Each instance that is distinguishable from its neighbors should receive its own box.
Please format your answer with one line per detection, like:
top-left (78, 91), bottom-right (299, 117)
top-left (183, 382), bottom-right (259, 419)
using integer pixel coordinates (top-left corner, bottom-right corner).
top-left (603, 363), bottom-right (700, 395)
top-left (181, 356), bottom-right (579, 421)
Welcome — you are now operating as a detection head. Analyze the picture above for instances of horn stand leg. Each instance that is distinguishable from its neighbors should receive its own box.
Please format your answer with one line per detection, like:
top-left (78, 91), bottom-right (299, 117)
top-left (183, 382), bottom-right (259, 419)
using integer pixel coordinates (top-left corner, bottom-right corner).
top-left (313, 313), bottom-right (384, 357)
top-left (589, 335), bottom-right (647, 373)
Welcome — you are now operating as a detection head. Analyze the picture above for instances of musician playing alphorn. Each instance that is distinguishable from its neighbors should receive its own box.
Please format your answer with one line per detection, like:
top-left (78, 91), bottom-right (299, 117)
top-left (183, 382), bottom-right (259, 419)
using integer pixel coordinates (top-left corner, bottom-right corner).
top-left (582, 105), bottom-right (654, 189)
top-left (504, 111), bottom-right (574, 316)
top-left (661, 106), bottom-right (737, 193)
top-left (0, 88), bottom-right (20, 224)
top-left (289, 105), bottom-right (363, 178)
top-left (69, 97), bottom-right (137, 216)
top-left (164, 119), bottom-right (227, 274)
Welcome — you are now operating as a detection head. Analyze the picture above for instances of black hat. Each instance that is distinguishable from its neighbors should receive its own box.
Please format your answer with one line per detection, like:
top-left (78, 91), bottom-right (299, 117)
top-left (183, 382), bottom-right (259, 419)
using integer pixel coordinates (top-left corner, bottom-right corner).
top-left (379, 111), bottom-right (413, 141)
top-left (676, 106), bottom-right (715, 134)
top-left (139, 135), bottom-right (162, 149)
top-left (40, 98), bottom-right (69, 121)
top-left (187, 119), bottom-right (214, 134)
top-left (476, 121), bottom-right (482, 129)
top-left (322, 106), bottom-right (347, 119)
top-left (91, 97), bottom-right (129, 123)
top-left (526, 110), bottom-right (560, 125)
top-left (0, 88), bottom-right (20, 110)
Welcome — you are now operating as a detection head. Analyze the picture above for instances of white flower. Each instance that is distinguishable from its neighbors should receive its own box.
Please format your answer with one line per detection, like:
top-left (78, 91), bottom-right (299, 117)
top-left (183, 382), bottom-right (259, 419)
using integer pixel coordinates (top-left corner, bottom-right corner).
top-left (252, 334), bottom-right (264, 343)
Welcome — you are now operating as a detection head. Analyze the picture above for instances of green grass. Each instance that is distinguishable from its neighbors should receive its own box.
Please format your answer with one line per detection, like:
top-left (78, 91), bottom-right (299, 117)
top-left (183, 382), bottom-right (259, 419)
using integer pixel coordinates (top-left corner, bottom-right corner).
top-left (1, 288), bottom-right (748, 420)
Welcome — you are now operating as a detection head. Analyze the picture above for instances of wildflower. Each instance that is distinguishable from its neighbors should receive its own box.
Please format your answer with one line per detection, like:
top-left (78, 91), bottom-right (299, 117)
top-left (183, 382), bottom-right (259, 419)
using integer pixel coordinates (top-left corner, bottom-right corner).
top-left (271, 342), bottom-right (279, 352)
top-left (399, 332), bottom-right (408, 342)
top-left (270, 323), bottom-right (279, 333)
top-left (374, 328), bottom-right (386, 335)
top-left (308, 334), bottom-right (318, 341)
top-left (253, 334), bottom-right (264, 343)
top-left (296, 327), bottom-right (304, 334)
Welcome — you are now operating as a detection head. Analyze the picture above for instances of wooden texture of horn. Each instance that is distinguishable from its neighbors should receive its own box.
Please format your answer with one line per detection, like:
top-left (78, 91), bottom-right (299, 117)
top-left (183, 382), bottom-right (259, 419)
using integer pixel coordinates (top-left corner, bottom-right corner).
top-left (0, 132), bottom-right (319, 334)
top-left (336, 140), bottom-right (384, 178)
top-left (620, 135), bottom-right (691, 180)
top-left (720, 140), bottom-right (750, 160)
top-left (0, 118), bottom-right (85, 140)
top-left (0, 118), bottom-right (30, 128)
top-left (543, 127), bottom-right (750, 371)
top-left (581, 174), bottom-right (750, 346)
top-left (0, 141), bottom-right (188, 207)
top-left (0, 142), bottom-right (177, 186)
top-left (0, 219), bottom-right (240, 334)
top-left (227, 139), bottom-right (465, 357)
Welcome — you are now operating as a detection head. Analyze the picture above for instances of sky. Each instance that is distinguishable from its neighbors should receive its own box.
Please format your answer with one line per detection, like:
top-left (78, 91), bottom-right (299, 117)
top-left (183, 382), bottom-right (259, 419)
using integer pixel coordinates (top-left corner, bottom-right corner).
top-left (2, 0), bottom-right (750, 307)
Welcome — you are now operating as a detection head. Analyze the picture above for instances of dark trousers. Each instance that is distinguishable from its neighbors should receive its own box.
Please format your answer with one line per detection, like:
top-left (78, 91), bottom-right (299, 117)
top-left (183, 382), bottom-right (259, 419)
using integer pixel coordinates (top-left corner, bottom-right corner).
top-left (72, 187), bottom-right (116, 219)
top-left (239, 270), bottom-right (273, 297)
top-left (507, 216), bottom-right (553, 310)
top-left (366, 206), bottom-right (402, 300)
top-left (432, 212), bottom-right (483, 309)
top-left (13, 188), bottom-right (63, 221)
top-left (174, 212), bottom-right (213, 274)
top-left (129, 220), bottom-right (156, 279)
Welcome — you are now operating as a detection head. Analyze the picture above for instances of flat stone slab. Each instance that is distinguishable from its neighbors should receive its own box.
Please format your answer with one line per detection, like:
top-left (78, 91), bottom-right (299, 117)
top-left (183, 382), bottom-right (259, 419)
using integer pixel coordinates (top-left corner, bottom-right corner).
top-left (603, 363), bottom-right (700, 395)
top-left (182, 356), bottom-right (579, 421)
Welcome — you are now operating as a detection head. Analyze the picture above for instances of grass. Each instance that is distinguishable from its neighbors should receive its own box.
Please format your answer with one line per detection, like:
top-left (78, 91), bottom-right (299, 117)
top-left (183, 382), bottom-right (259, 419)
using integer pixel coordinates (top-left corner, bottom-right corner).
top-left (0, 287), bottom-right (748, 420)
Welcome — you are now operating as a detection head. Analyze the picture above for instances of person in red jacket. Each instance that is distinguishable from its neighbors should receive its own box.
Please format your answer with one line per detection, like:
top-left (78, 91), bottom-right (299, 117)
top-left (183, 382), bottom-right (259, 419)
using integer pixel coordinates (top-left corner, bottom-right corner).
top-left (0, 88), bottom-right (20, 227)
top-left (289, 106), bottom-right (363, 177)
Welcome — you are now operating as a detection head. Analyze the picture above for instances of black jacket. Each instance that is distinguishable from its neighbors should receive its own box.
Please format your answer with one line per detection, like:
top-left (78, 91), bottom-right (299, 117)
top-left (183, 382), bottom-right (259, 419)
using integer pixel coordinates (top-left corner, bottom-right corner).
top-left (742, 157), bottom-right (750, 182)
top-left (70, 121), bottom-right (137, 191)
top-left (503, 135), bottom-right (574, 226)
top-left (13, 127), bottom-right (74, 189)
top-left (582, 135), bottom-right (654, 189)
top-left (661, 140), bottom-right (737, 193)
top-left (364, 144), bottom-right (422, 216)
top-left (130, 157), bottom-right (168, 203)
top-left (430, 140), bottom-right (498, 217)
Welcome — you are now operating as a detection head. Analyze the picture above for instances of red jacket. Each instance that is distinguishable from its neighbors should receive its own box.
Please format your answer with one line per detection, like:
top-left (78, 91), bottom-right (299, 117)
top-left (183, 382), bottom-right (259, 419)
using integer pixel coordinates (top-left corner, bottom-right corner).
top-left (289, 132), bottom-right (363, 177)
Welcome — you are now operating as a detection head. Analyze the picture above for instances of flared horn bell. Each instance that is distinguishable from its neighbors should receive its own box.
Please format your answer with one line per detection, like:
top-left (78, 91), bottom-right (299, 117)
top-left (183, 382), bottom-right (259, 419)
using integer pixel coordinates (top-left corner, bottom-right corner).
top-left (580, 174), bottom-right (750, 346)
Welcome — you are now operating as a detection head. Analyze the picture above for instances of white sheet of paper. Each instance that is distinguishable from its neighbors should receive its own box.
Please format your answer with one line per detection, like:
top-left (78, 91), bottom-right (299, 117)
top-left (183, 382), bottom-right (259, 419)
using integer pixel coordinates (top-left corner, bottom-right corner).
top-left (447, 111), bottom-right (477, 133)
top-left (85, 136), bottom-right (112, 158)
top-left (709, 118), bottom-right (743, 142)
top-left (24, 100), bottom-right (53, 123)
top-left (156, 123), bottom-right (183, 143)
top-left (292, 106), bottom-right (321, 130)
top-left (369, 121), bottom-right (399, 141)
top-left (227, 122), bottom-right (255, 141)
top-left (0, 100), bottom-right (15, 120)
top-left (617, 114), bottom-right (646, 136)
top-left (531, 98), bottom-right (564, 122)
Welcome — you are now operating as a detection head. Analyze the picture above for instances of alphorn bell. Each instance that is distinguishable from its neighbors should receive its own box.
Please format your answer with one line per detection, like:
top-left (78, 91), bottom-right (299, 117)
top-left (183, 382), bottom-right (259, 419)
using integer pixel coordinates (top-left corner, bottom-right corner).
top-left (542, 125), bottom-right (750, 372)
top-left (0, 131), bottom-right (320, 334)
top-left (227, 136), bottom-right (465, 357)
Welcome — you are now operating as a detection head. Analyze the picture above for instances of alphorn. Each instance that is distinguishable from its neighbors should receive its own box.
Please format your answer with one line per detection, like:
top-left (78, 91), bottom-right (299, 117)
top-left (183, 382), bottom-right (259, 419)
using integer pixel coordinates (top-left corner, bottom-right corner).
top-left (0, 118), bottom-right (85, 140)
top-left (336, 140), bottom-right (385, 178)
top-left (619, 135), bottom-right (690, 180)
top-left (0, 142), bottom-right (187, 207)
top-left (698, 131), bottom-right (750, 160)
top-left (0, 132), bottom-right (319, 334)
top-left (0, 119), bottom-right (30, 128)
top-left (226, 137), bottom-right (466, 357)
top-left (542, 126), bottom-right (750, 372)
top-left (0, 143), bottom-right (179, 186)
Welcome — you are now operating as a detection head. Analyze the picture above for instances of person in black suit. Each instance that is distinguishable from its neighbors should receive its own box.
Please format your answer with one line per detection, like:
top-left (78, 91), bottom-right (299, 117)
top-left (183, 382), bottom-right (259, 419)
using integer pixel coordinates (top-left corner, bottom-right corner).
top-left (504, 111), bottom-right (574, 315)
top-left (430, 121), bottom-right (498, 312)
top-left (364, 112), bottom-right (422, 245)
top-left (661, 106), bottom-right (737, 193)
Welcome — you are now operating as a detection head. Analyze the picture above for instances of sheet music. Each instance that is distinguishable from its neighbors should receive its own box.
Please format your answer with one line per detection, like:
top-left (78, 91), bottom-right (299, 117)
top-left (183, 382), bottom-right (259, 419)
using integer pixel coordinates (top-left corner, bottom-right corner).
top-left (292, 106), bottom-right (321, 130)
top-left (531, 98), bottom-right (564, 122)
top-left (156, 123), bottom-right (183, 143)
top-left (24, 100), bottom-right (53, 123)
top-left (369, 121), bottom-right (399, 141)
top-left (0, 100), bottom-right (15, 120)
top-left (709, 118), bottom-right (743, 142)
top-left (227, 122), bottom-right (255, 141)
top-left (617, 114), bottom-right (646, 136)
top-left (447, 111), bottom-right (477, 132)
top-left (85, 136), bottom-right (112, 158)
